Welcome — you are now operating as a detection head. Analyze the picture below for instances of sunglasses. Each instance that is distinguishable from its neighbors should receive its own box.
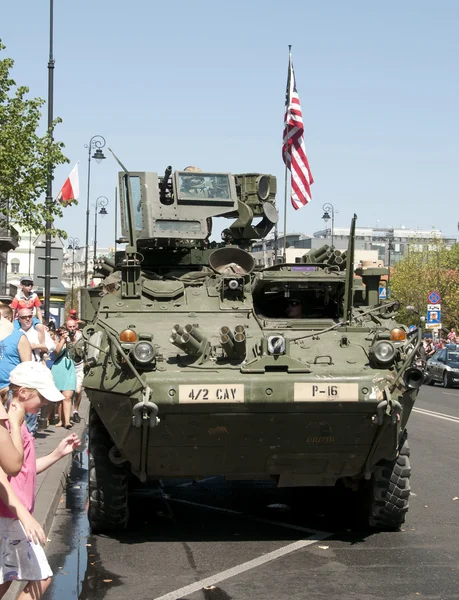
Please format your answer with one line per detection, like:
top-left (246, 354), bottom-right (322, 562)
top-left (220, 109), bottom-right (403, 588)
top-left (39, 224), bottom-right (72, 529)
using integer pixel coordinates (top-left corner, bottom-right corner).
top-left (19, 315), bottom-right (33, 320)
top-left (22, 282), bottom-right (33, 286)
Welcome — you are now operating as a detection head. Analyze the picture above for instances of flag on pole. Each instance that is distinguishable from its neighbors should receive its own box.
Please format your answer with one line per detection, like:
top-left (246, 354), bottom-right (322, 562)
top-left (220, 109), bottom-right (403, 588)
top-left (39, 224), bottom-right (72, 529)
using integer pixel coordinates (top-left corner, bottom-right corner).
top-left (56, 162), bottom-right (80, 205)
top-left (282, 51), bottom-right (314, 210)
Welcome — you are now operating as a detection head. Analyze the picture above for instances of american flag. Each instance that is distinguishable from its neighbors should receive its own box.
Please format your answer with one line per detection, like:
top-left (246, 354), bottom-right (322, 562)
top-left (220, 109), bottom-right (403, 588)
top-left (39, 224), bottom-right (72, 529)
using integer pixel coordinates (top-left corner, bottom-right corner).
top-left (282, 51), bottom-right (314, 210)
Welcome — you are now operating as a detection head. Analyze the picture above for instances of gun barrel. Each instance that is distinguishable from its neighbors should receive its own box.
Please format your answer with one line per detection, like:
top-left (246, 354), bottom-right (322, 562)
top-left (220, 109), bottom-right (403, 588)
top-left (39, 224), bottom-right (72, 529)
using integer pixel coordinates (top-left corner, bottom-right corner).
top-left (220, 334), bottom-right (235, 358)
top-left (310, 245), bottom-right (329, 259)
top-left (315, 250), bottom-right (332, 263)
top-left (233, 332), bottom-right (246, 359)
top-left (160, 165), bottom-right (172, 194)
top-left (220, 326), bottom-right (234, 341)
top-left (170, 333), bottom-right (184, 351)
top-left (171, 324), bottom-right (184, 336)
top-left (185, 324), bottom-right (205, 342)
top-left (180, 332), bottom-right (202, 354)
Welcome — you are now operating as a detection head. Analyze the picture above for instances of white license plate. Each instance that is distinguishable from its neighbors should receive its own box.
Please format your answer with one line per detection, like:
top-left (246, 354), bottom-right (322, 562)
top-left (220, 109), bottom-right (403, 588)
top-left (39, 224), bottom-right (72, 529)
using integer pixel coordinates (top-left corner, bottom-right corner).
top-left (179, 384), bottom-right (244, 403)
top-left (294, 383), bottom-right (359, 402)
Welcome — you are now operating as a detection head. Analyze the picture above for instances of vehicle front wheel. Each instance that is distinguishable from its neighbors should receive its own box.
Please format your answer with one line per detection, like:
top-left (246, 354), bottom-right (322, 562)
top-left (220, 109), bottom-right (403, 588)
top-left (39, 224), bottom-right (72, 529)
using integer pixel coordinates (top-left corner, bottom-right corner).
top-left (443, 372), bottom-right (451, 388)
top-left (366, 432), bottom-right (411, 530)
top-left (88, 407), bottom-right (129, 532)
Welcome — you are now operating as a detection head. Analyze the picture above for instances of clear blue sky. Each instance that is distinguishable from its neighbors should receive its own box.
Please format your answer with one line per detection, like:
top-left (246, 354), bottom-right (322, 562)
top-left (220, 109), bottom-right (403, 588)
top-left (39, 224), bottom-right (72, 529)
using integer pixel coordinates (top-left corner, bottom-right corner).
top-left (2, 1), bottom-right (458, 248)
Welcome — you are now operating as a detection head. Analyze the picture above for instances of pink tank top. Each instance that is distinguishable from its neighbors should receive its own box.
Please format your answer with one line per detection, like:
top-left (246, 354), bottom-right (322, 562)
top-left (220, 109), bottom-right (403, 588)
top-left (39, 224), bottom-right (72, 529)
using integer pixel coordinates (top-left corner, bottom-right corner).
top-left (0, 424), bottom-right (36, 518)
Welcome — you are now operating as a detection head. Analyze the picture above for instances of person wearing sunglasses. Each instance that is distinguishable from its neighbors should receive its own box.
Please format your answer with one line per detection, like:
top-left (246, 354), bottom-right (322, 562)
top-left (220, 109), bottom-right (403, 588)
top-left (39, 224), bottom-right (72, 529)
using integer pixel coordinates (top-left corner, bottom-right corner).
top-left (11, 278), bottom-right (46, 351)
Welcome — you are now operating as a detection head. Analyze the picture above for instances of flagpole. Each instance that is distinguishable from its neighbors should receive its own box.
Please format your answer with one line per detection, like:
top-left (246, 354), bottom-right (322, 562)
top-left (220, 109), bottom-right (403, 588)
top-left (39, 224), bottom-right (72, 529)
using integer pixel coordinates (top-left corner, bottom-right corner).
top-left (114, 186), bottom-right (118, 251)
top-left (283, 45), bottom-right (292, 261)
top-left (283, 162), bottom-right (289, 260)
top-left (43, 0), bottom-right (55, 322)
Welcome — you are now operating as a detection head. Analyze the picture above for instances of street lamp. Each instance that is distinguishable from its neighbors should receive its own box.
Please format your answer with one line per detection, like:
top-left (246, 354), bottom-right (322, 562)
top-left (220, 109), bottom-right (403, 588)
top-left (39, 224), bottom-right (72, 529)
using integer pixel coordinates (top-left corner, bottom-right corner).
top-left (387, 239), bottom-right (394, 294)
top-left (68, 237), bottom-right (80, 307)
top-left (321, 203), bottom-right (336, 248)
top-left (93, 196), bottom-right (109, 278)
top-left (84, 135), bottom-right (106, 287)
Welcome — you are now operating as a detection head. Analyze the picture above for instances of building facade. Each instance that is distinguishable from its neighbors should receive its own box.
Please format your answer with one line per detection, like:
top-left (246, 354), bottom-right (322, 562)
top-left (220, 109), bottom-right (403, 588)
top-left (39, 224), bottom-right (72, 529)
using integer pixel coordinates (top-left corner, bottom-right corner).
top-left (252, 226), bottom-right (456, 268)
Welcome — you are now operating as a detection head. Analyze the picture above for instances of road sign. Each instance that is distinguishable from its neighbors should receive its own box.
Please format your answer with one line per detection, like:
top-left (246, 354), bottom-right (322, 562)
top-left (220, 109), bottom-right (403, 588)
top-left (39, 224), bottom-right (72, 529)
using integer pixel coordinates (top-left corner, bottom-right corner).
top-left (409, 325), bottom-right (417, 332)
top-left (427, 308), bottom-right (441, 326)
top-left (427, 291), bottom-right (441, 304)
top-left (379, 286), bottom-right (386, 300)
top-left (427, 303), bottom-right (441, 312)
top-left (426, 322), bottom-right (441, 330)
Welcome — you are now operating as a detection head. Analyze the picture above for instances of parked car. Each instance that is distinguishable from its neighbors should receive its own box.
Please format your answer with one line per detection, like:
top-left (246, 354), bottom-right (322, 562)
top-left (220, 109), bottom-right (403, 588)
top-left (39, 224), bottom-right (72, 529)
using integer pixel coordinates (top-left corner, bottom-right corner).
top-left (426, 345), bottom-right (459, 387)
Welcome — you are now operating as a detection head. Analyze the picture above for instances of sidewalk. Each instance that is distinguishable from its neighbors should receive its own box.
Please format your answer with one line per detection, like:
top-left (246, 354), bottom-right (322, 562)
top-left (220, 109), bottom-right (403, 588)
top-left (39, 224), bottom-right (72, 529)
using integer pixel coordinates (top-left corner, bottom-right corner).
top-left (5, 395), bottom-right (90, 600)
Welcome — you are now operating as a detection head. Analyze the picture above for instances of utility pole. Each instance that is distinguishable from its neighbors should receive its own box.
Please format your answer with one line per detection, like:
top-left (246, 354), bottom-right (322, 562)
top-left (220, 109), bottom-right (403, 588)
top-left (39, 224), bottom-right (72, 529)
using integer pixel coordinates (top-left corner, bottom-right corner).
top-left (43, 0), bottom-right (55, 322)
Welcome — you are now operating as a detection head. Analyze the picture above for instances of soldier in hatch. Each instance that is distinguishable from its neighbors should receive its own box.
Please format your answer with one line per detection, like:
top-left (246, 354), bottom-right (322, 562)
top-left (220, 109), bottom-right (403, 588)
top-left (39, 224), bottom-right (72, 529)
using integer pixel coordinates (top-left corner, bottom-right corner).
top-left (285, 298), bottom-right (303, 318)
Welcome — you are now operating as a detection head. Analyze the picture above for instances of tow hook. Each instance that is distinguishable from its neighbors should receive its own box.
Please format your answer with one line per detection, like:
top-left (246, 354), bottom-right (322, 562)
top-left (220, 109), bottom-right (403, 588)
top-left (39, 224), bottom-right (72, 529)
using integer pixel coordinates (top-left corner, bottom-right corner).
top-left (132, 387), bottom-right (160, 428)
top-left (375, 387), bottom-right (402, 426)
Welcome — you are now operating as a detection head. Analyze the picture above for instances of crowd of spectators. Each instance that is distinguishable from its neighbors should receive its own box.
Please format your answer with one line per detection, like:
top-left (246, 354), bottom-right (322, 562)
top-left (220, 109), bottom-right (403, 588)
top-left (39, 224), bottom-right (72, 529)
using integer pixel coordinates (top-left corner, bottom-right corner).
top-left (0, 276), bottom-right (84, 436)
top-left (423, 327), bottom-right (457, 357)
top-left (0, 275), bottom-right (82, 598)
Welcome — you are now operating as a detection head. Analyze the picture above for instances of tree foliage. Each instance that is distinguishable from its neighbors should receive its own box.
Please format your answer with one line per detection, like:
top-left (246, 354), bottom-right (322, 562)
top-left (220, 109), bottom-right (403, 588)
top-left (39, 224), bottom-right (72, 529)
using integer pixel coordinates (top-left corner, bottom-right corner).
top-left (0, 41), bottom-right (69, 236)
top-left (390, 238), bottom-right (459, 330)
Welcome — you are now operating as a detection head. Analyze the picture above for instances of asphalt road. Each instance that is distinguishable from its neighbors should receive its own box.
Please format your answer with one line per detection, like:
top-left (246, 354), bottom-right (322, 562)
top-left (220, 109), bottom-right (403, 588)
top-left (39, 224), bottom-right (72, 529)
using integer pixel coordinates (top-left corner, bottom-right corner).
top-left (44, 384), bottom-right (459, 600)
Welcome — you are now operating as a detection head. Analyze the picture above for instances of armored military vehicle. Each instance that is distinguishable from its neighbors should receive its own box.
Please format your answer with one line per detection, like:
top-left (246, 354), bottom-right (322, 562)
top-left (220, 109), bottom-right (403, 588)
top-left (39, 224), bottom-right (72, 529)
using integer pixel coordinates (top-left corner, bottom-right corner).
top-left (80, 164), bottom-right (423, 532)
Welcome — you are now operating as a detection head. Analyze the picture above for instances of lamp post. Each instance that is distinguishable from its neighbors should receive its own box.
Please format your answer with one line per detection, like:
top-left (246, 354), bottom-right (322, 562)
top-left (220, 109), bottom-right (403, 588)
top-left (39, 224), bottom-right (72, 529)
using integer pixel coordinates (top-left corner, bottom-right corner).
top-left (321, 203), bottom-right (336, 248)
top-left (84, 135), bottom-right (106, 287)
top-left (68, 237), bottom-right (80, 307)
top-left (93, 196), bottom-right (109, 277)
top-left (43, 0), bottom-right (55, 322)
top-left (387, 239), bottom-right (394, 295)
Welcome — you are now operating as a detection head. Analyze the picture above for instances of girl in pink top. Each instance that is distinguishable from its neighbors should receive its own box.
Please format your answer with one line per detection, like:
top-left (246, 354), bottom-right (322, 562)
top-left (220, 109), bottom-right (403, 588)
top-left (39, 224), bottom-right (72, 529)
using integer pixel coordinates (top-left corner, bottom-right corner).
top-left (0, 362), bottom-right (80, 600)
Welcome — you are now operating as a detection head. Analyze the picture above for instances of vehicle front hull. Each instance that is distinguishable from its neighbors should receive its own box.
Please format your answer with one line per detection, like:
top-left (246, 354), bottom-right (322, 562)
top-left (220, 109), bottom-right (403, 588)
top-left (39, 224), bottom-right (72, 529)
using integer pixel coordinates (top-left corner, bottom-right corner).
top-left (86, 381), bottom-right (416, 486)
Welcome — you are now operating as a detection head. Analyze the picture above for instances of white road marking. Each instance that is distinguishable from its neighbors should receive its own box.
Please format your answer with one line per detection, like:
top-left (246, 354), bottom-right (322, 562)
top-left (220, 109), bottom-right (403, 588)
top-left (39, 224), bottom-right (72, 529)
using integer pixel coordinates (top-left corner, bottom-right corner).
top-left (169, 497), bottom-right (327, 536)
top-left (413, 407), bottom-right (459, 424)
top-left (442, 391), bottom-right (459, 397)
top-left (152, 535), bottom-right (329, 600)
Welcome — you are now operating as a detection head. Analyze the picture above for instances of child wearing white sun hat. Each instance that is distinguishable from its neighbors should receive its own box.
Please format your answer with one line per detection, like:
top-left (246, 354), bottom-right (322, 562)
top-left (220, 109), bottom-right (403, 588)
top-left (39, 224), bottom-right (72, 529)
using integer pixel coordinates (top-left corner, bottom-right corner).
top-left (0, 362), bottom-right (81, 599)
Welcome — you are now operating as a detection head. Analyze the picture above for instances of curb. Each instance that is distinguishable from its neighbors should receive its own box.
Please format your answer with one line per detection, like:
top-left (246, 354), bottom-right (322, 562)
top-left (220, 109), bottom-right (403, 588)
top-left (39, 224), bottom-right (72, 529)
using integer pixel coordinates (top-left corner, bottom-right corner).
top-left (4, 397), bottom-right (90, 600)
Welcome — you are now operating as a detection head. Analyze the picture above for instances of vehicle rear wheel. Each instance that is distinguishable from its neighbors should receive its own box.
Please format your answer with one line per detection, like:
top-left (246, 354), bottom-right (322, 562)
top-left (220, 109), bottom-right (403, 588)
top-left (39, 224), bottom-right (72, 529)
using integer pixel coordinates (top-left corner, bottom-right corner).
top-left (88, 407), bottom-right (129, 532)
top-left (443, 372), bottom-right (451, 388)
top-left (367, 432), bottom-right (411, 530)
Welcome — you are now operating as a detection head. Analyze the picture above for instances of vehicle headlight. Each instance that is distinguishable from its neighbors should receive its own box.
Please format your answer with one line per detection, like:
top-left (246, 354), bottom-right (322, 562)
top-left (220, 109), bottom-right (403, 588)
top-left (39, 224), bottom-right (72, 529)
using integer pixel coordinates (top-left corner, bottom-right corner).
top-left (370, 341), bottom-right (396, 367)
top-left (131, 341), bottom-right (156, 366)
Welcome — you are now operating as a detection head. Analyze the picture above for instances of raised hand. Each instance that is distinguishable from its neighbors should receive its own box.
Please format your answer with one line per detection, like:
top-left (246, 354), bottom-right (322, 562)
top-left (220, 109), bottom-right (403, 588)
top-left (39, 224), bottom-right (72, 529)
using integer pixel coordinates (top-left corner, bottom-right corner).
top-left (7, 400), bottom-right (25, 428)
top-left (55, 433), bottom-right (81, 458)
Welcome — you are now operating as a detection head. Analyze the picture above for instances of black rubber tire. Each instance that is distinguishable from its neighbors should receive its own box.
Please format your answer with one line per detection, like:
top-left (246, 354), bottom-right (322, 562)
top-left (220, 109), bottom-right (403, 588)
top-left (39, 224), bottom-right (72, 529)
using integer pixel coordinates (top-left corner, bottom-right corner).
top-left (88, 407), bottom-right (129, 532)
top-left (367, 432), bottom-right (411, 530)
top-left (443, 372), bottom-right (451, 388)
top-left (427, 377), bottom-right (435, 386)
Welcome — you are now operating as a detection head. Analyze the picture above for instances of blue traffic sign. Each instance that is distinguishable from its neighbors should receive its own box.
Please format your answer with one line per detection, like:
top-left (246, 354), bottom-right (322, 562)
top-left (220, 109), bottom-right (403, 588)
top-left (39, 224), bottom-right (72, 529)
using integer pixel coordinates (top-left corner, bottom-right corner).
top-left (427, 309), bottom-right (441, 325)
top-left (428, 291), bottom-right (441, 304)
top-left (379, 286), bottom-right (386, 299)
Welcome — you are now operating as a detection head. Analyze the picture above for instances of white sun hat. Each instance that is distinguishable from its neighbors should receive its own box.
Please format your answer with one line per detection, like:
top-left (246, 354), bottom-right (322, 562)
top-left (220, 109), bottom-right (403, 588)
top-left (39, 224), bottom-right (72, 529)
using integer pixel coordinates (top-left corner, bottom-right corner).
top-left (9, 362), bottom-right (65, 402)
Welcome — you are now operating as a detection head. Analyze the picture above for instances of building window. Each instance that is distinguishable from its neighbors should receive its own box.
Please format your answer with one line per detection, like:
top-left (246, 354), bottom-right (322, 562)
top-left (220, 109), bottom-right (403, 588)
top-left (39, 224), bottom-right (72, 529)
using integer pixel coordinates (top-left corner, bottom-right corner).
top-left (11, 259), bottom-right (19, 274)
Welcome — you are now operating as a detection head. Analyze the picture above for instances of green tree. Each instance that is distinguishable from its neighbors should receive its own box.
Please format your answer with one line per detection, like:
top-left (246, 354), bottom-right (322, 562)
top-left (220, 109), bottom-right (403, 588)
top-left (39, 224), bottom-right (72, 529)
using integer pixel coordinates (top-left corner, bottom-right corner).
top-left (0, 41), bottom-right (69, 236)
top-left (390, 237), bottom-right (459, 331)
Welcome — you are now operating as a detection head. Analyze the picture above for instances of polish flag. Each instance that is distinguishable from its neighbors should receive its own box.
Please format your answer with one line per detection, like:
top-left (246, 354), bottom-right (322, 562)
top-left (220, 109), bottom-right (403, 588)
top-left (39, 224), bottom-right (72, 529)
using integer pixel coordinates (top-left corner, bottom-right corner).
top-left (56, 162), bottom-right (80, 205)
